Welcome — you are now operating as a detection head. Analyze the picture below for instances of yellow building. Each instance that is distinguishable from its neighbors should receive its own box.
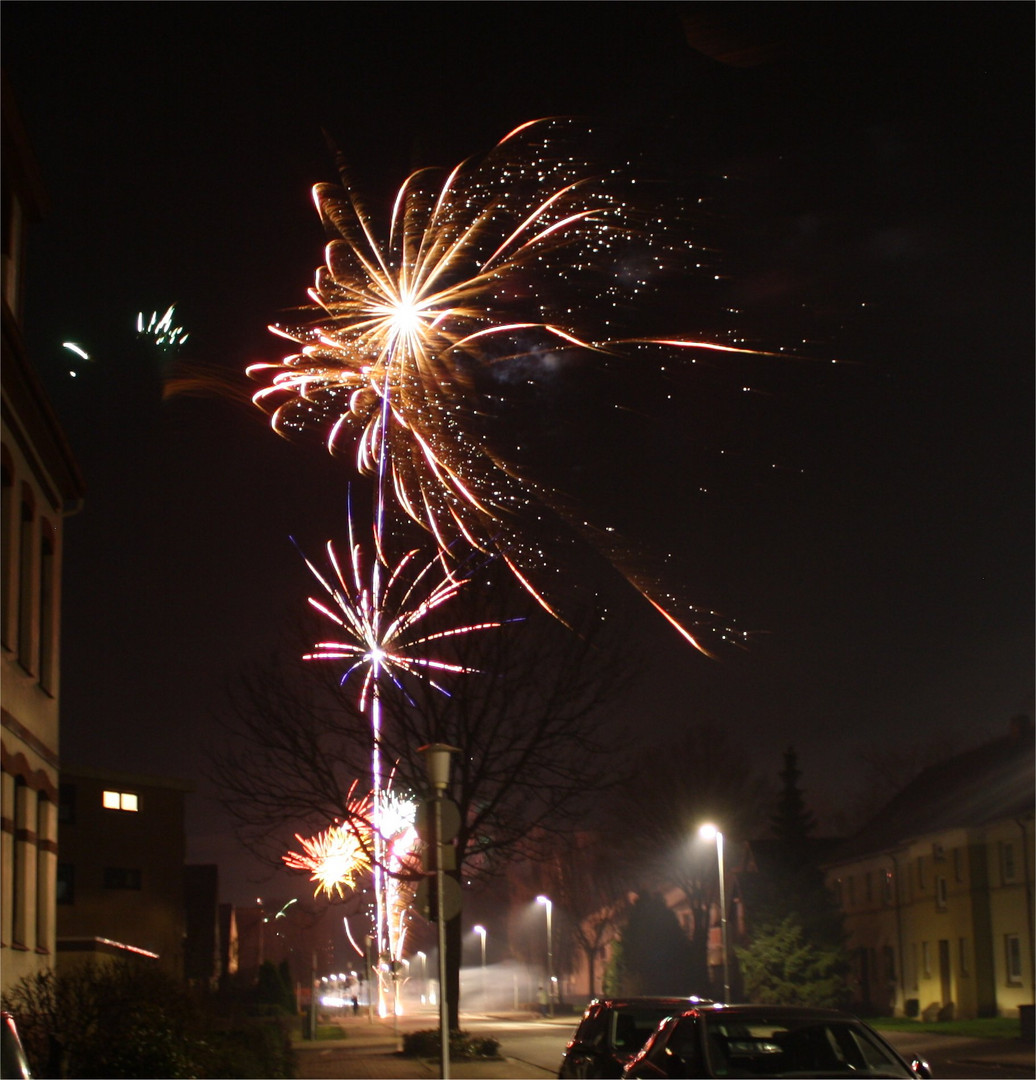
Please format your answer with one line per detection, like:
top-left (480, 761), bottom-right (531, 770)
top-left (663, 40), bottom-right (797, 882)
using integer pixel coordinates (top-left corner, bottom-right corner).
top-left (1, 78), bottom-right (86, 997)
top-left (825, 718), bottom-right (1034, 1019)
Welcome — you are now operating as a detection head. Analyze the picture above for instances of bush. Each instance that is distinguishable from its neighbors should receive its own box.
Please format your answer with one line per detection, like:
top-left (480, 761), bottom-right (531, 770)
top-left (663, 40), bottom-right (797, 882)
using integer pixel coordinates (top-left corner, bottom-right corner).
top-left (2, 961), bottom-right (295, 1079)
top-left (401, 1028), bottom-right (500, 1059)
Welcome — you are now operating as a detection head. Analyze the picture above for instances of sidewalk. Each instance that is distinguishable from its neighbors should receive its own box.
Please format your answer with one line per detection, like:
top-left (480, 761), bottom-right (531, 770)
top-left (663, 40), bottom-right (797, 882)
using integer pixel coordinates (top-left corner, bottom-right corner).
top-left (883, 1028), bottom-right (1035, 1075)
top-left (293, 1011), bottom-right (563, 1080)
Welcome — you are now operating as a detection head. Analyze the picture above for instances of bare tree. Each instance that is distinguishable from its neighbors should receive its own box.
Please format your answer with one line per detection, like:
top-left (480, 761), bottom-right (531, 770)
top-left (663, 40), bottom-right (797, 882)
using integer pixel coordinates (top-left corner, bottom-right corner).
top-left (208, 557), bottom-right (634, 1029)
top-left (553, 831), bottom-right (633, 1000)
top-left (605, 720), bottom-right (772, 979)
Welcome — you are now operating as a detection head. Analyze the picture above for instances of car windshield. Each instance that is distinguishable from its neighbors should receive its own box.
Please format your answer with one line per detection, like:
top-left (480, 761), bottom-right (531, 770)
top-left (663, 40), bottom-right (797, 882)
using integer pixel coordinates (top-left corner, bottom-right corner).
top-left (700, 1014), bottom-right (915, 1078)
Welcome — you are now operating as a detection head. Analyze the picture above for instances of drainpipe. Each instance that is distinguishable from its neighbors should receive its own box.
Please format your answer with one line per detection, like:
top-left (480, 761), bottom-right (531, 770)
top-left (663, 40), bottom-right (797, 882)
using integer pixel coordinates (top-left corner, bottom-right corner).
top-left (890, 852), bottom-right (906, 1017)
top-left (1017, 817), bottom-right (1035, 1003)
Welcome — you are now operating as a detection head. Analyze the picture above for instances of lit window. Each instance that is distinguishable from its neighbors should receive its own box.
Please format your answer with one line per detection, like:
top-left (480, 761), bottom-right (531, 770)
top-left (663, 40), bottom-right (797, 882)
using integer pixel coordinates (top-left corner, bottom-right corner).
top-left (102, 790), bottom-right (138, 812)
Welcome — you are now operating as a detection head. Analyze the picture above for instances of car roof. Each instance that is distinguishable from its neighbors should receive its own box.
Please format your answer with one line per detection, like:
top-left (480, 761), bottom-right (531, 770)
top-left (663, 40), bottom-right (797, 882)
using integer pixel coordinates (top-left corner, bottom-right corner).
top-left (588, 996), bottom-right (712, 1008)
top-left (673, 1004), bottom-right (854, 1020)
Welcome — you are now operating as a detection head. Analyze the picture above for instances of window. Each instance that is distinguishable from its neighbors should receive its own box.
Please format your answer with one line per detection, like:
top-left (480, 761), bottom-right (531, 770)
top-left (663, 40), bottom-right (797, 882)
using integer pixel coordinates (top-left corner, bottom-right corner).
top-left (936, 876), bottom-right (948, 910)
top-left (38, 521), bottom-right (55, 693)
top-left (1, 445), bottom-right (13, 648)
top-left (1005, 935), bottom-right (1023, 984)
top-left (958, 937), bottom-right (969, 976)
top-left (882, 869), bottom-right (894, 905)
top-left (1002, 842), bottom-right (1017, 883)
top-left (17, 485), bottom-right (35, 671)
top-left (102, 790), bottom-right (138, 812)
top-left (103, 867), bottom-right (142, 890)
top-left (56, 863), bottom-right (74, 905)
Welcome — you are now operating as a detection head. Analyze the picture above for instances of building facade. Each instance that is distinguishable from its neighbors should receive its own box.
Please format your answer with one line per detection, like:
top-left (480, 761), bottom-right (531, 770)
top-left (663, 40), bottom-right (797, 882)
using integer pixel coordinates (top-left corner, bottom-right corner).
top-left (56, 766), bottom-right (193, 977)
top-left (825, 718), bottom-right (1034, 1019)
top-left (1, 77), bottom-right (85, 997)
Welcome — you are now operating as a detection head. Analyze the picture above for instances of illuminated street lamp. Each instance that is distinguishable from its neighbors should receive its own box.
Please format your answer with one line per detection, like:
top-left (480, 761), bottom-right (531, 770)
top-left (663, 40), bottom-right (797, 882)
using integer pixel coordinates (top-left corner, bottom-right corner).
top-left (699, 823), bottom-right (729, 1001)
top-left (535, 895), bottom-right (554, 1017)
top-left (473, 925), bottom-right (487, 1006)
top-left (417, 950), bottom-right (428, 1004)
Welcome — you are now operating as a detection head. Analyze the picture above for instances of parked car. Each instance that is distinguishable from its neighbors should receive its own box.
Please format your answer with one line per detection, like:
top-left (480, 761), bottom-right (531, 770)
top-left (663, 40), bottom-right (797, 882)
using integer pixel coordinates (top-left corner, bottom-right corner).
top-left (621, 1003), bottom-right (932, 1078)
top-left (558, 997), bottom-right (713, 1078)
top-left (1, 1011), bottom-right (32, 1079)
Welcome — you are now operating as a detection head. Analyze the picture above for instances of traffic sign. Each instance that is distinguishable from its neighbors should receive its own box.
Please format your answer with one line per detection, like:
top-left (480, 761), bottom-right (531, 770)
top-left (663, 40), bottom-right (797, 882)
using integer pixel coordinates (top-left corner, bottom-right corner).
top-left (415, 875), bottom-right (462, 923)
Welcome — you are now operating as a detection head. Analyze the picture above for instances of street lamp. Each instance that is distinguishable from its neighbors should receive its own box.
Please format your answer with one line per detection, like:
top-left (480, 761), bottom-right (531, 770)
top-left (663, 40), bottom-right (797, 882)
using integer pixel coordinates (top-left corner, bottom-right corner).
top-left (417, 951), bottom-right (427, 1005)
top-left (473, 925), bottom-right (487, 1007)
top-left (699, 823), bottom-right (730, 1002)
top-left (536, 895), bottom-right (554, 1017)
top-left (419, 743), bottom-right (460, 1080)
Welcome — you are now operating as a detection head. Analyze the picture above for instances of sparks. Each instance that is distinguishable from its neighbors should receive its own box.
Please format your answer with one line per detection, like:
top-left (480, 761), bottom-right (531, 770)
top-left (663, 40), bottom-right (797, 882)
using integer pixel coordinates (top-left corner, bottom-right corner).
top-left (283, 821), bottom-right (372, 900)
top-left (298, 512), bottom-right (506, 711)
top-left (250, 118), bottom-right (771, 652)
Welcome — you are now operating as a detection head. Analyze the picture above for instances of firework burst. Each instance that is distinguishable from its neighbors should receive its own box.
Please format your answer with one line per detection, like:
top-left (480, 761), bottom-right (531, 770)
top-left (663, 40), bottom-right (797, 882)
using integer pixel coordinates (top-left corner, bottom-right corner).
top-left (298, 510), bottom-right (506, 711)
top-left (251, 118), bottom-right (774, 651)
top-left (283, 820), bottom-right (372, 900)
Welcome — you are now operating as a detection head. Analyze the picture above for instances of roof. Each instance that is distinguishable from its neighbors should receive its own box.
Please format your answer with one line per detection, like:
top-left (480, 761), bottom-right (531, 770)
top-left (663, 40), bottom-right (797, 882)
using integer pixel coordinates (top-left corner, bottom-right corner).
top-left (826, 717), bottom-right (1034, 864)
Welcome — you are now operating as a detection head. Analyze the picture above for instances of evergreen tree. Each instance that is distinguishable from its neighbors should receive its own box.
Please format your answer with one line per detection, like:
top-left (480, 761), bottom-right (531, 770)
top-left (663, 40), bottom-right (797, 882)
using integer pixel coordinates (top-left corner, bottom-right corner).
top-left (738, 747), bottom-right (850, 1006)
top-left (771, 747), bottom-right (817, 853)
top-left (736, 916), bottom-right (851, 1008)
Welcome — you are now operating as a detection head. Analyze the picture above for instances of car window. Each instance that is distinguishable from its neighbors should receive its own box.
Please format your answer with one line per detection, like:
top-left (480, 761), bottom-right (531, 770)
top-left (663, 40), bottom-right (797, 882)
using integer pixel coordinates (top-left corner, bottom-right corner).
top-left (610, 1007), bottom-right (678, 1051)
top-left (576, 1005), bottom-right (607, 1048)
top-left (702, 1016), bottom-right (913, 1077)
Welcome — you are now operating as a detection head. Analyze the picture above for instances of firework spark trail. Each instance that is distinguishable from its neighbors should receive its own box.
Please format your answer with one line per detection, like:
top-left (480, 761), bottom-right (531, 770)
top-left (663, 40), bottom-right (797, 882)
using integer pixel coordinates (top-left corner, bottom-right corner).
top-left (283, 788), bottom-right (420, 1015)
top-left (296, 510), bottom-right (506, 1011)
top-left (250, 117), bottom-right (784, 652)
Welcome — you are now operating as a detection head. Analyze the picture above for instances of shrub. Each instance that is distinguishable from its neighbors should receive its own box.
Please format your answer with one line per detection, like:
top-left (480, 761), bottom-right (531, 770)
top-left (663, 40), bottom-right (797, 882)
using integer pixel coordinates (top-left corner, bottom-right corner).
top-left (401, 1028), bottom-right (500, 1059)
top-left (2, 961), bottom-right (296, 1079)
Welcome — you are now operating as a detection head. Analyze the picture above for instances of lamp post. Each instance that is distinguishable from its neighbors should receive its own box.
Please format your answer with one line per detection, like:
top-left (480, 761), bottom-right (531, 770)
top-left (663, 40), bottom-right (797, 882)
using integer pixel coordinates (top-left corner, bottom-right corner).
top-left (473, 925), bottom-right (487, 1008)
top-left (419, 743), bottom-right (460, 1080)
top-left (417, 950), bottom-right (428, 1005)
top-left (536, 895), bottom-right (554, 1017)
top-left (699, 824), bottom-right (729, 1002)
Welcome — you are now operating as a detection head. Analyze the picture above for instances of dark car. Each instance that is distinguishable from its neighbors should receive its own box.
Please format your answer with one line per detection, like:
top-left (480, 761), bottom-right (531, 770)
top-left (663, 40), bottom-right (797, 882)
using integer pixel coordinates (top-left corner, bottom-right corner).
top-left (2, 1011), bottom-right (32, 1079)
top-left (558, 996), bottom-right (713, 1079)
top-left (621, 1003), bottom-right (933, 1079)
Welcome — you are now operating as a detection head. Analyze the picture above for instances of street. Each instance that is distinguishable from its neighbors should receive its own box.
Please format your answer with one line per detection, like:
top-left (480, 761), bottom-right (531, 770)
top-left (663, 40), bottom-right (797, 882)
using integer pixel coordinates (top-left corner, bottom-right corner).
top-left (466, 1014), bottom-right (569, 1076)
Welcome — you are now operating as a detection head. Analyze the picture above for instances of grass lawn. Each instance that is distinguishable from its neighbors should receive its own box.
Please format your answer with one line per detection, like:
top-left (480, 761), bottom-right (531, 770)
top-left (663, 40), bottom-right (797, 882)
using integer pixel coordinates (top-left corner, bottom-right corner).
top-left (869, 1016), bottom-right (1023, 1040)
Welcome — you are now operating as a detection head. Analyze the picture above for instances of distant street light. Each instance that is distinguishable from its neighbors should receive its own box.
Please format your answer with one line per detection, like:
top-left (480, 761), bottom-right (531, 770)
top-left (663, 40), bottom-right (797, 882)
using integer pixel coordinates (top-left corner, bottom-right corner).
top-left (699, 823), bottom-right (730, 1001)
top-left (417, 950), bottom-right (428, 1004)
top-left (536, 895), bottom-right (554, 1017)
top-left (473, 925), bottom-right (487, 1007)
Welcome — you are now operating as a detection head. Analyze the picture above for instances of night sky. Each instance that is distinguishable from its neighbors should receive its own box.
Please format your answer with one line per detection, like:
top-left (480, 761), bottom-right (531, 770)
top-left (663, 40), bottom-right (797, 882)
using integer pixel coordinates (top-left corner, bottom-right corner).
top-left (5, 4), bottom-right (1033, 905)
